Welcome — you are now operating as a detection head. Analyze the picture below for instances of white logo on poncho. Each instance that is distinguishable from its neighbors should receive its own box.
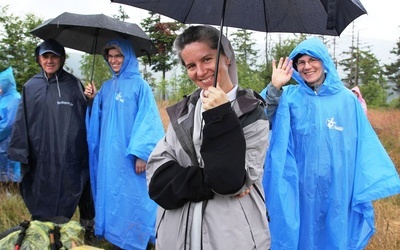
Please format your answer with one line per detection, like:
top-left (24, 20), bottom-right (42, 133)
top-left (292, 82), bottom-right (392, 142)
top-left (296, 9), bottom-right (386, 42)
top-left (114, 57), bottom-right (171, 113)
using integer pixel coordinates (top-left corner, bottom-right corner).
top-left (116, 92), bottom-right (124, 103)
top-left (57, 101), bottom-right (73, 106)
top-left (326, 117), bottom-right (343, 131)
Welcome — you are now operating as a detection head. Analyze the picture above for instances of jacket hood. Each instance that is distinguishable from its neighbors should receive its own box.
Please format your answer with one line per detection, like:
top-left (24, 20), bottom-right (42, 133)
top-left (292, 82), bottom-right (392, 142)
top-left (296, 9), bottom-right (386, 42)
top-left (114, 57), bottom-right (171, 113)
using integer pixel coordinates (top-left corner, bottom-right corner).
top-left (351, 85), bottom-right (363, 98)
top-left (351, 85), bottom-right (367, 113)
top-left (289, 37), bottom-right (343, 95)
top-left (0, 67), bottom-right (17, 94)
top-left (102, 39), bottom-right (140, 78)
top-left (220, 32), bottom-right (238, 86)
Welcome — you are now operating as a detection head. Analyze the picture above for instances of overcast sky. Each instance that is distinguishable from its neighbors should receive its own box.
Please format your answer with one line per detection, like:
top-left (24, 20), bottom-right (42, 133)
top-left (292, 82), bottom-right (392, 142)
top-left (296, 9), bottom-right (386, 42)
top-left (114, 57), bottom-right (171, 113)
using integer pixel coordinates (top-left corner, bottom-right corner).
top-left (2, 0), bottom-right (400, 65)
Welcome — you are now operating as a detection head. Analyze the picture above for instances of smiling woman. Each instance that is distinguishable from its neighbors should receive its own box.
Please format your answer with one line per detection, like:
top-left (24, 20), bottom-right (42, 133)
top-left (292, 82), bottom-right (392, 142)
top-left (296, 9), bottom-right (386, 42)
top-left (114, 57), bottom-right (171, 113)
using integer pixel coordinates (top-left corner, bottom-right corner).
top-left (147, 25), bottom-right (271, 250)
top-left (261, 37), bottom-right (400, 249)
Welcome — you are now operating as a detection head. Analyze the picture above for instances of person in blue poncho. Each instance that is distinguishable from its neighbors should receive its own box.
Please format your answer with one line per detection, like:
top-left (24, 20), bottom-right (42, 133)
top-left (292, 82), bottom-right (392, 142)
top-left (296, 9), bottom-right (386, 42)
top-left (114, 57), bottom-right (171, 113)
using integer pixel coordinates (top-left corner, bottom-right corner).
top-left (84, 39), bottom-right (164, 250)
top-left (262, 37), bottom-right (400, 249)
top-left (0, 67), bottom-right (21, 183)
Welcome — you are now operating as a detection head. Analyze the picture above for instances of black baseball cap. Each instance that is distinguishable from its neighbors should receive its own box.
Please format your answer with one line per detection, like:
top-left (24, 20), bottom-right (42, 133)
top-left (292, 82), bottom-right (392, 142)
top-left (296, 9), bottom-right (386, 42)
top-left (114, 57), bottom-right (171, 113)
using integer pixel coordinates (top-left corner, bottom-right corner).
top-left (36, 39), bottom-right (65, 56)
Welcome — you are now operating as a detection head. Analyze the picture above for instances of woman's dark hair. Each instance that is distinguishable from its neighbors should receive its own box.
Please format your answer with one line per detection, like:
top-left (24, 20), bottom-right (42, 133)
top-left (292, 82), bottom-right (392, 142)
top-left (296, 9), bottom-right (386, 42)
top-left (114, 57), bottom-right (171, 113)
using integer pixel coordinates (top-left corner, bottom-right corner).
top-left (174, 25), bottom-right (224, 65)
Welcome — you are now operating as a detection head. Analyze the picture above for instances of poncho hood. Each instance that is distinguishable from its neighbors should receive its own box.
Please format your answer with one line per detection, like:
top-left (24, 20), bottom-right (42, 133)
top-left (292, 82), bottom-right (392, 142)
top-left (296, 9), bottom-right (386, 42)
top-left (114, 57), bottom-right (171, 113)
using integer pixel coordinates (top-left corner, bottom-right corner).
top-left (0, 67), bottom-right (17, 94)
top-left (290, 37), bottom-right (343, 96)
top-left (102, 39), bottom-right (141, 78)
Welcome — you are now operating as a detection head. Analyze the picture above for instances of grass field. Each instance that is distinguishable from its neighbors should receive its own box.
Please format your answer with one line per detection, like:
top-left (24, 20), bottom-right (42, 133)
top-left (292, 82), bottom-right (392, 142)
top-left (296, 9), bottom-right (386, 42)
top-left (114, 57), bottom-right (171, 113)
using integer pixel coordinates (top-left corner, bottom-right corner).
top-left (365, 109), bottom-right (400, 249)
top-left (1, 106), bottom-right (399, 249)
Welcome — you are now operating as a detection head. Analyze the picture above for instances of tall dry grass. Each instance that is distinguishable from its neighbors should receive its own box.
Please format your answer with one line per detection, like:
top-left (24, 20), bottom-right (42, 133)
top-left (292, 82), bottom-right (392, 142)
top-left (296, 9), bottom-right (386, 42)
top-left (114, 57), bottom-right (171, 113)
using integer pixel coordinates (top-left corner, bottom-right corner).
top-left (157, 100), bottom-right (170, 131)
top-left (1, 107), bottom-right (399, 249)
top-left (367, 109), bottom-right (400, 170)
top-left (0, 183), bottom-right (30, 232)
top-left (365, 109), bottom-right (400, 250)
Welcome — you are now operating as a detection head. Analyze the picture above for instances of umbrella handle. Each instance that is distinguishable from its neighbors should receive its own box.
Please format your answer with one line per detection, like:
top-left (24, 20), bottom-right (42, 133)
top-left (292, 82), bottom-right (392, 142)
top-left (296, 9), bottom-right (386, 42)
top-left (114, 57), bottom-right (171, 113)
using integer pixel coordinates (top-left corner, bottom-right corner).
top-left (89, 29), bottom-right (99, 84)
top-left (213, 0), bottom-right (228, 87)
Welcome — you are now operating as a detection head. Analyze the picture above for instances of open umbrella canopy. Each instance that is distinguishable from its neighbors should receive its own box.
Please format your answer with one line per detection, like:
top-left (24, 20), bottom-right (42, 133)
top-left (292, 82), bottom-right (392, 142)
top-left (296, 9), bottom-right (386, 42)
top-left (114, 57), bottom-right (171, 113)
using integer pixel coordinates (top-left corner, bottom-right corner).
top-left (31, 12), bottom-right (157, 57)
top-left (113, 0), bottom-right (367, 86)
top-left (112, 0), bottom-right (367, 36)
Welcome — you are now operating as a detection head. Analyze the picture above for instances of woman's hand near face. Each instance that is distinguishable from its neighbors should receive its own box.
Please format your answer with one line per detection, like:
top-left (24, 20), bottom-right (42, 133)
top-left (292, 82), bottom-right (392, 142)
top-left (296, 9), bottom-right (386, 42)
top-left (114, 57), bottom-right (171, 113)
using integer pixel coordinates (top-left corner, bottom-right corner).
top-left (202, 85), bottom-right (229, 111)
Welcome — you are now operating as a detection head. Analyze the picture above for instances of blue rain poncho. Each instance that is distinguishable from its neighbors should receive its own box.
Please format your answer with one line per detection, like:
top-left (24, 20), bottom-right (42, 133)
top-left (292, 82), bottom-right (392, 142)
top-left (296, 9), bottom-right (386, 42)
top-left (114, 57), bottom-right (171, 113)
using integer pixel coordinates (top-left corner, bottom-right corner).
top-left (86, 39), bottom-right (164, 249)
top-left (0, 67), bottom-right (21, 182)
top-left (263, 38), bottom-right (400, 249)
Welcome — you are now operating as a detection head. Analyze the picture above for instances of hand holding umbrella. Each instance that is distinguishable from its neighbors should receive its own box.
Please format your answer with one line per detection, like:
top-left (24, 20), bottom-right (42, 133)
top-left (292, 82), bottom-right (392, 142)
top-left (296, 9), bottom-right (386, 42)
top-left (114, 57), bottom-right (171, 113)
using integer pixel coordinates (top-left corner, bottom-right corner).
top-left (202, 85), bottom-right (230, 111)
top-left (84, 82), bottom-right (97, 99)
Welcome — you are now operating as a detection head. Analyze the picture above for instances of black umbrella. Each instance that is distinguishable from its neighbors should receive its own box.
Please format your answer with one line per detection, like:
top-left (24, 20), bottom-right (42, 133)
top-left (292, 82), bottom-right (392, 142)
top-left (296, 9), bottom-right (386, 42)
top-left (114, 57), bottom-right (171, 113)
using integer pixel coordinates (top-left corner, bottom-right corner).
top-left (111, 0), bottom-right (367, 36)
top-left (112, 0), bottom-right (367, 86)
top-left (31, 12), bottom-right (157, 82)
top-left (31, 12), bottom-right (157, 56)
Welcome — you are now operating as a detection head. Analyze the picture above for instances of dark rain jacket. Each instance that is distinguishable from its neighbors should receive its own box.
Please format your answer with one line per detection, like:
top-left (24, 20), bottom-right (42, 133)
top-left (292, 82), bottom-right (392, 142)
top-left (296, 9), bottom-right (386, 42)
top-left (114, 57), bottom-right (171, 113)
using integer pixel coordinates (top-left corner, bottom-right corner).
top-left (8, 67), bottom-right (89, 220)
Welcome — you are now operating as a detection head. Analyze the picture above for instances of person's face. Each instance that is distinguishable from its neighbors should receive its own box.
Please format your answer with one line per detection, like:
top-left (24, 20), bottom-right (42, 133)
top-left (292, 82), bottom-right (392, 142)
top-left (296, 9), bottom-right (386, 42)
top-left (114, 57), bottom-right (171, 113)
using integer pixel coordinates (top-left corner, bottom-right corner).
top-left (181, 41), bottom-right (232, 93)
top-left (352, 90), bottom-right (359, 97)
top-left (38, 53), bottom-right (61, 78)
top-left (107, 48), bottom-right (124, 74)
top-left (296, 55), bottom-right (325, 87)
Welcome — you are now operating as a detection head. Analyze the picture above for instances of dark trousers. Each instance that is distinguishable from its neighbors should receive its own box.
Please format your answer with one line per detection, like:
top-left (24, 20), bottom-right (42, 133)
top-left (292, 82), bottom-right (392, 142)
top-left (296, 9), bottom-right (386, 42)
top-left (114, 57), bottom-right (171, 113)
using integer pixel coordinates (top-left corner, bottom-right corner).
top-left (79, 179), bottom-right (95, 222)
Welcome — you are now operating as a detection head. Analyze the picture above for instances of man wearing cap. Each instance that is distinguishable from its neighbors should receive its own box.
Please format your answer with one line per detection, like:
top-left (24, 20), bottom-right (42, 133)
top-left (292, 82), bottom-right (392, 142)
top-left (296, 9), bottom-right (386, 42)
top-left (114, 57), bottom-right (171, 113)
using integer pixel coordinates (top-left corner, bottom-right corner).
top-left (8, 39), bottom-right (95, 241)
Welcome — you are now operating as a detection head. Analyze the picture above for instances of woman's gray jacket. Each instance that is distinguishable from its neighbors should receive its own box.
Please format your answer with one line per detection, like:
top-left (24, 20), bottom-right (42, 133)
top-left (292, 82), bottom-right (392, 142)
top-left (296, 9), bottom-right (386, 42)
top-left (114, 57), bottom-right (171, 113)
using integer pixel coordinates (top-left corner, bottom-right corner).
top-left (147, 87), bottom-right (271, 250)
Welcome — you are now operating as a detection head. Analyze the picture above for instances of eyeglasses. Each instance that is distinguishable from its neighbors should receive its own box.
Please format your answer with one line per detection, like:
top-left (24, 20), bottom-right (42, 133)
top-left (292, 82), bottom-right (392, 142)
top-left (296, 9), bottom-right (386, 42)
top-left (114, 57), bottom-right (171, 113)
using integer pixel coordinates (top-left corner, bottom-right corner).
top-left (296, 57), bottom-right (320, 68)
top-left (107, 54), bottom-right (124, 60)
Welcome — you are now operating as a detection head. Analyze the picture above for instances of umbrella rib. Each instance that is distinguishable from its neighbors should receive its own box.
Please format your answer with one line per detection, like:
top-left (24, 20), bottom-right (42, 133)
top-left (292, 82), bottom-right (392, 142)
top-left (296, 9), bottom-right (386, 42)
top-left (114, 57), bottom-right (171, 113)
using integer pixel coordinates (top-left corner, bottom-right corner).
top-left (183, 0), bottom-right (196, 23)
top-left (262, 0), bottom-right (268, 31)
top-left (326, 0), bottom-right (337, 30)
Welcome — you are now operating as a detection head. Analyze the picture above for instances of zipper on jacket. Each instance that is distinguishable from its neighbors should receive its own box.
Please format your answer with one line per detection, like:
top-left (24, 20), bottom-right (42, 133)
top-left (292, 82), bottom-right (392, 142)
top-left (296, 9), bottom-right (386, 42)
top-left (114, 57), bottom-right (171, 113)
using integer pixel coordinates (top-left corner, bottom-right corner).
top-left (184, 202), bottom-right (192, 250)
